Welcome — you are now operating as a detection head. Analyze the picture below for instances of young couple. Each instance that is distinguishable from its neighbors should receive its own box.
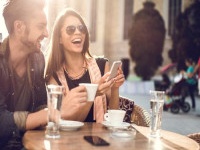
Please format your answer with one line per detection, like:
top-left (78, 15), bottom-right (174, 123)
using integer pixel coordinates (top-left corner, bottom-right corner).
top-left (0, 0), bottom-right (124, 148)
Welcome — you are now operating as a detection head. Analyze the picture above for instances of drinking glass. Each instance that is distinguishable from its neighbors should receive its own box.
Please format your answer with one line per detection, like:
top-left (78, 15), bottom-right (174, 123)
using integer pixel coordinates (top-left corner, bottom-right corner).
top-left (45, 85), bottom-right (64, 138)
top-left (149, 90), bottom-right (165, 138)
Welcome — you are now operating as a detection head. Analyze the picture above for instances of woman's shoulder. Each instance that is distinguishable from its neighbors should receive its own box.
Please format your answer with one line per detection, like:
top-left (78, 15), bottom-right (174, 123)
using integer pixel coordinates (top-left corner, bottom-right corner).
top-left (94, 56), bottom-right (108, 63)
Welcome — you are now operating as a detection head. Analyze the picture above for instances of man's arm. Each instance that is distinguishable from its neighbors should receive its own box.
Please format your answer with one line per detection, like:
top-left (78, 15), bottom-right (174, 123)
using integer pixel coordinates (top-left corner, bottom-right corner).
top-left (0, 92), bottom-right (18, 146)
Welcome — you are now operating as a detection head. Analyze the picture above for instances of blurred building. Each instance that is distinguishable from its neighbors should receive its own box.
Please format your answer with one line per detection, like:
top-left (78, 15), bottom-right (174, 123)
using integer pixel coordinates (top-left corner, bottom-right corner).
top-left (0, 0), bottom-right (195, 74)
top-left (46, 0), bottom-right (195, 75)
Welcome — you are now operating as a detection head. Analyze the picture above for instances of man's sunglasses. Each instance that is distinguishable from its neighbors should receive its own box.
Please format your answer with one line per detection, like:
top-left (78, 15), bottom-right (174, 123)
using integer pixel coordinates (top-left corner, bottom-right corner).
top-left (66, 25), bottom-right (87, 35)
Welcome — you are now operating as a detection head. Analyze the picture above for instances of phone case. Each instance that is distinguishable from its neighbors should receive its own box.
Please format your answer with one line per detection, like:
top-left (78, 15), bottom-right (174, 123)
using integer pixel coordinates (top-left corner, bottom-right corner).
top-left (84, 136), bottom-right (110, 146)
top-left (107, 61), bottom-right (122, 81)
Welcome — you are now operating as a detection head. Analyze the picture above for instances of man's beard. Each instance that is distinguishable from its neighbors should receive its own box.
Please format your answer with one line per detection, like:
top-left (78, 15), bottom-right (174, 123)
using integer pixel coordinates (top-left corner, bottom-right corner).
top-left (21, 28), bottom-right (40, 53)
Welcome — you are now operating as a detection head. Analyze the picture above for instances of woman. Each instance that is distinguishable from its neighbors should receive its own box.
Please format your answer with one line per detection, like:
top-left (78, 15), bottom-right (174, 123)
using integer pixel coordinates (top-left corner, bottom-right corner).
top-left (182, 58), bottom-right (197, 109)
top-left (45, 8), bottom-right (125, 123)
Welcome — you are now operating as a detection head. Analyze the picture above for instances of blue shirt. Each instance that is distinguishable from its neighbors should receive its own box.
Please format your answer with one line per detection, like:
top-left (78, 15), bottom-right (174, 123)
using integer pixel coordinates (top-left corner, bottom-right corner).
top-left (186, 66), bottom-right (196, 85)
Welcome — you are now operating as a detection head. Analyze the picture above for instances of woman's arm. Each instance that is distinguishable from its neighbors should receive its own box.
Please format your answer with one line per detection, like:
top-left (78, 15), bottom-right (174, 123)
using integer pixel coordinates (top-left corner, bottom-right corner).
top-left (104, 62), bottom-right (118, 109)
top-left (96, 61), bottom-right (114, 96)
top-left (106, 62), bottom-right (125, 109)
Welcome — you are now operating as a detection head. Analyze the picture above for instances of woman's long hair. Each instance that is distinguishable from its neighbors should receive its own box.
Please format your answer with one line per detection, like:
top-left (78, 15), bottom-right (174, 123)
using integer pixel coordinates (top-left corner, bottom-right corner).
top-left (45, 8), bottom-right (91, 82)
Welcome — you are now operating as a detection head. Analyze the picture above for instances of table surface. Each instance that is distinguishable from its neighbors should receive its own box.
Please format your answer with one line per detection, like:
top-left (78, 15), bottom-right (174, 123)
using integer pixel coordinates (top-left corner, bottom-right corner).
top-left (23, 123), bottom-right (199, 150)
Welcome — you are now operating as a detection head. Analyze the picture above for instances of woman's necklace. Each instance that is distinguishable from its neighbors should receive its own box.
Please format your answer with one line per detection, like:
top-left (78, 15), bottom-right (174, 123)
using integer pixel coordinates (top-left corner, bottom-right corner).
top-left (64, 61), bottom-right (88, 80)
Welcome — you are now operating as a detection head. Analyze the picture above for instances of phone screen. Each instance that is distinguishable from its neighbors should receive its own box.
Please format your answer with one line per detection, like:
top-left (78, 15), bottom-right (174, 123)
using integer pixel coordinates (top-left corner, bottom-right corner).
top-left (83, 136), bottom-right (110, 146)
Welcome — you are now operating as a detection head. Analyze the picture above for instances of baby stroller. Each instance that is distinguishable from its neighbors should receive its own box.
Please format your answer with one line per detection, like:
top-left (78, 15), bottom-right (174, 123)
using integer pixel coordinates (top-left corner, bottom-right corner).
top-left (163, 73), bottom-right (190, 114)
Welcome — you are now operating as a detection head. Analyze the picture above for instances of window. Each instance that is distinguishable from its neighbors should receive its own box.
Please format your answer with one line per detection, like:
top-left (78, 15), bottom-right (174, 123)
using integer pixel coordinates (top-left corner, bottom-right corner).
top-left (168, 0), bottom-right (182, 36)
top-left (124, 0), bottom-right (134, 39)
top-left (90, 0), bottom-right (97, 42)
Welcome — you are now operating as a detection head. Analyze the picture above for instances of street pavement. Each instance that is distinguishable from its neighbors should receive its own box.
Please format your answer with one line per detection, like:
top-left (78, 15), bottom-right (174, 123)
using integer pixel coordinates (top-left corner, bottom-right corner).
top-left (119, 82), bottom-right (200, 136)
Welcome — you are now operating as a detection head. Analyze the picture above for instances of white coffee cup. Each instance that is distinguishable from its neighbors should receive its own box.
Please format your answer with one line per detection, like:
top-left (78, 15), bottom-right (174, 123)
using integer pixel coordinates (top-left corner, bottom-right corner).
top-left (79, 83), bottom-right (98, 101)
top-left (104, 110), bottom-right (126, 126)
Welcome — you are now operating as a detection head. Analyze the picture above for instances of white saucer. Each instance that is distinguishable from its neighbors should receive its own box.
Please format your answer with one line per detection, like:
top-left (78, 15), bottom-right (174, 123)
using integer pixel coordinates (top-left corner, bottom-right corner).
top-left (59, 120), bottom-right (84, 131)
top-left (102, 121), bottom-right (130, 128)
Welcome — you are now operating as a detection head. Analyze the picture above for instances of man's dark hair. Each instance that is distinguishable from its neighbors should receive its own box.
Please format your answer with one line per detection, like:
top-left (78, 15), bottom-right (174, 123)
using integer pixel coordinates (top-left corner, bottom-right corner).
top-left (3, 0), bottom-right (45, 34)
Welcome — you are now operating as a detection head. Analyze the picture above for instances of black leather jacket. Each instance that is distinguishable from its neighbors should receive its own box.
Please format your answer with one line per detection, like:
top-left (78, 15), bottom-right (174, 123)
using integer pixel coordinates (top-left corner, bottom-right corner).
top-left (0, 38), bottom-right (47, 147)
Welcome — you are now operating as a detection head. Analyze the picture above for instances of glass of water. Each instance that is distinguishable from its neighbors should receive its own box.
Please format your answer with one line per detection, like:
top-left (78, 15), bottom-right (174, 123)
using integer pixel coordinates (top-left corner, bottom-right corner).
top-left (45, 85), bottom-right (64, 139)
top-left (149, 90), bottom-right (165, 138)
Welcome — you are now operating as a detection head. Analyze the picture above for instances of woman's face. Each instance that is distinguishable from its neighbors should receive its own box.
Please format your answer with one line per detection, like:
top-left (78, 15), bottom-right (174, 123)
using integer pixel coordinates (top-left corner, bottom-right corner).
top-left (60, 15), bottom-right (86, 54)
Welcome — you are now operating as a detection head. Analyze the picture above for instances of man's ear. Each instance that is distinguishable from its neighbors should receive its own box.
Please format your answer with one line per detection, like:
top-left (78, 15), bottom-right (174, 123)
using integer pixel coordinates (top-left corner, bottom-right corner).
top-left (13, 20), bottom-right (25, 34)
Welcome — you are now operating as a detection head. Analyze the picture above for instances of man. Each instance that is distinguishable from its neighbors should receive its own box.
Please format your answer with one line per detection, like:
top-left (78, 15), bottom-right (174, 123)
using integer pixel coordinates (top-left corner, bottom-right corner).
top-left (0, 0), bottom-right (48, 148)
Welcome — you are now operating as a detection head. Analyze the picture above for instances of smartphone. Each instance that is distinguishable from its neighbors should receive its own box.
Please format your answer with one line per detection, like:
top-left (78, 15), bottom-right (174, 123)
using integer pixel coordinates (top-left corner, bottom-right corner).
top-left (107, 61), bottom-right (122, 81)
top-left (83, 135), bottom-right (110, 146)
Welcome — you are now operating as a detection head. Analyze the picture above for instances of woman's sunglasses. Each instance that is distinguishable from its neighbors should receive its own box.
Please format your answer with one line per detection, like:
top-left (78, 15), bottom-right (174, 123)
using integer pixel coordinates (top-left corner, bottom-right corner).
top-left (66, 25), bottom-right (87, 35)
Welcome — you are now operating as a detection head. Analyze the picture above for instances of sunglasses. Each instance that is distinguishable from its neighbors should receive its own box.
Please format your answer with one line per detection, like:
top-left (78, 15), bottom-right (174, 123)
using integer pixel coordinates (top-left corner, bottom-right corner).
top-left (66, 25), bottom-right (87, 35)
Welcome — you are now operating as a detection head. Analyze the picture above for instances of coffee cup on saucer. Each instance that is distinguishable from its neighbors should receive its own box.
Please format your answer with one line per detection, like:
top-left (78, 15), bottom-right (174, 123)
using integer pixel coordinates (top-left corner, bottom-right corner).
top-left (104, 110), bottom-right (126, 126)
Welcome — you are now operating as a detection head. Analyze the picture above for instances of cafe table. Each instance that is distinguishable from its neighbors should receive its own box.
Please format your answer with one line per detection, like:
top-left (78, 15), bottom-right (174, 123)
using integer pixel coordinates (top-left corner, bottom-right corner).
top-left (23, 122), bottom-right (199, 150)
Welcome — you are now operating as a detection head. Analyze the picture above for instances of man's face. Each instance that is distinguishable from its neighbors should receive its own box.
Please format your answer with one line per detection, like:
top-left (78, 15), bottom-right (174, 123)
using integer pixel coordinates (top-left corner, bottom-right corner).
top-left (21, 10), bottom-right (48, 53)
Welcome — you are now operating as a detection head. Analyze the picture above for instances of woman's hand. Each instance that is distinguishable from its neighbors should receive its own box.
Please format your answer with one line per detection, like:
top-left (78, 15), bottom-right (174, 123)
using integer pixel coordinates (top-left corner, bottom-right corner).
top-left (112, 66), bottom-right (125, 88)
top-left (96, 72), bottom-right (115, 96)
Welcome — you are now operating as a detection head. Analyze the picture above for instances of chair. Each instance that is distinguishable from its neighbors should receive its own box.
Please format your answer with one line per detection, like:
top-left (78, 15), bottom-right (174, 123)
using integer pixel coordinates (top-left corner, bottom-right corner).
top-left (187, 133), bottom-right (200, 145)
top-left (131, 103), bottom-right (150, 127)
top-left (119, 96), bottom-right (150, 127)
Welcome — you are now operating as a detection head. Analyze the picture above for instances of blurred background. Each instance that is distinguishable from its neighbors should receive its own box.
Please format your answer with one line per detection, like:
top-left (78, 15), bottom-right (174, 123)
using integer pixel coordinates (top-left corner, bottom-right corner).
top-left (0, 0), bottom-right (200, 135)
top-left (1, 0), bottom-right (199, 78)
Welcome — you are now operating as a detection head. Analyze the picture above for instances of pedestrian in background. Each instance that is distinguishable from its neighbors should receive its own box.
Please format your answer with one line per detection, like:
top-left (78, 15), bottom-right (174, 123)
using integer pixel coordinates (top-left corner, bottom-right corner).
top-left (181, 58), bottom-right (197, 109)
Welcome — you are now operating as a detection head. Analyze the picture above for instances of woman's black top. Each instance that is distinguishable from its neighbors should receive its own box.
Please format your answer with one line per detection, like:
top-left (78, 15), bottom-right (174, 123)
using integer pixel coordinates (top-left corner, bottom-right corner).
top-left (53, 57), bottom-right (107, 122)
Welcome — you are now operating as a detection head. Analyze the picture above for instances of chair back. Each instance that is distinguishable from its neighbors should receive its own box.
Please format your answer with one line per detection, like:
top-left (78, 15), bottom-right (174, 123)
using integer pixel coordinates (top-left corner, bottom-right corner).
top-left (187, 133), bottom-right (200, 145)
top-left (119, 96), bottom-right (150, 127)
top-left (119, 96), bottom-right (134, 123)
